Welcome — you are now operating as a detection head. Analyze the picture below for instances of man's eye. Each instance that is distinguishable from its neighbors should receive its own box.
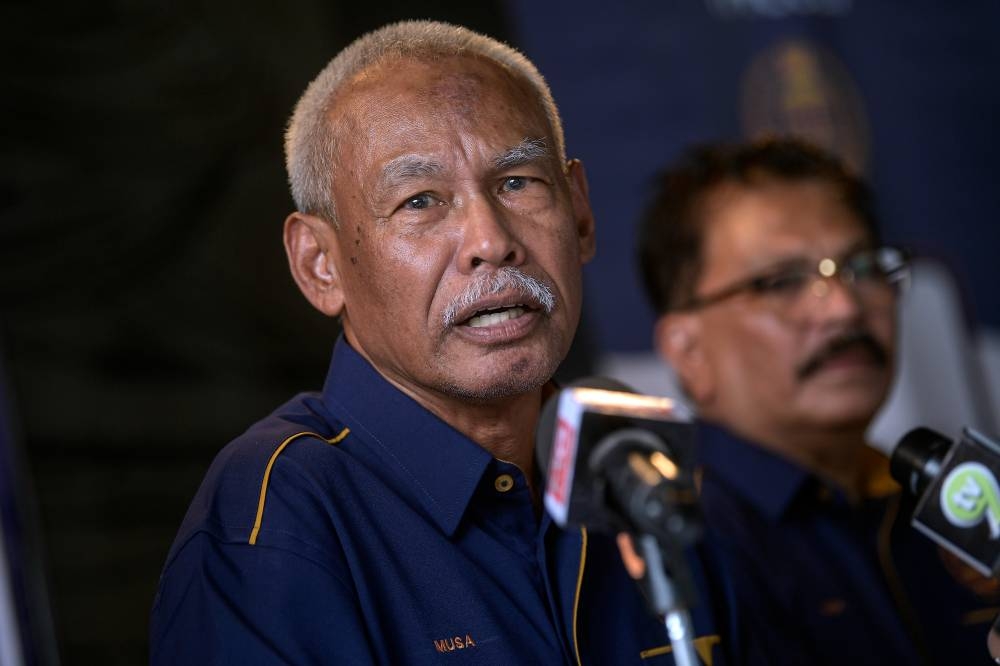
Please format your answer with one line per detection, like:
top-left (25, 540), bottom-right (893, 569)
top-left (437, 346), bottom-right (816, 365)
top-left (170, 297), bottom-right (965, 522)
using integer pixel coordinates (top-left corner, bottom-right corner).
top-left (501, 176), bottom-right (529, 192)
top-left (403, 193), bottom-right (437, 210)
top-left (751, 271), bottom-right (808, 294)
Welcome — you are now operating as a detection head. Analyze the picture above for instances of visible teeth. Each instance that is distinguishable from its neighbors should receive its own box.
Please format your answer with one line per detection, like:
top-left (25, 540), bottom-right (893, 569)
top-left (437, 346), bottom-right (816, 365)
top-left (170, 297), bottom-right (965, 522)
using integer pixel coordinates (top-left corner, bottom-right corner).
top-left (467, 307), bottom-right (525, 328)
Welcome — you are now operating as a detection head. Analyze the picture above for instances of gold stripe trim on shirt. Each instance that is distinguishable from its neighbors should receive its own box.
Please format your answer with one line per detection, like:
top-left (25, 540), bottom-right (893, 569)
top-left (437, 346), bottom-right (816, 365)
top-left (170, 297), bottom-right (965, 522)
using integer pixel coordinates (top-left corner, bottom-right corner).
top-left (640, 635), bottom-right (721, 664)
top-left (961, 606), bottom-right (1000, 625)
top-left (572, 526), bottom-right (587, 666)
top-left (248, 428), bottom-right (350, 545)
top-left (640, 645), bottom-right (672, 658)
top-left (876, 492), bottom-right (931, 661)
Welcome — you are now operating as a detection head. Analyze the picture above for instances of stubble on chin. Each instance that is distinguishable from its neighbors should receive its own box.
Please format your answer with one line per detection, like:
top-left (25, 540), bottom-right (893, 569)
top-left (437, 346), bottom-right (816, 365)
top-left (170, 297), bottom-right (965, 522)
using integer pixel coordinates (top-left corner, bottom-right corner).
top-left (436, 351), bottom-right (559, 404)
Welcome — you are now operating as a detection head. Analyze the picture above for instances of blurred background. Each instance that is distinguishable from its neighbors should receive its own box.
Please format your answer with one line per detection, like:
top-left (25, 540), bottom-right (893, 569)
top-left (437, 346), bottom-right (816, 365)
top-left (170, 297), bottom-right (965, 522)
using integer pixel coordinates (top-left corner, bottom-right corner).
top-left (1, 1), bottom-right (998, 663)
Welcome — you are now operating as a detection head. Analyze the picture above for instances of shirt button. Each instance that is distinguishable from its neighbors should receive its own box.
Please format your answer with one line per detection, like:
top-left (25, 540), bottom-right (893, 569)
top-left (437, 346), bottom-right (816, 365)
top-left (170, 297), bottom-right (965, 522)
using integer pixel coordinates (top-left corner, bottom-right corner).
top-left (494, 474), bottom-right (515, 493)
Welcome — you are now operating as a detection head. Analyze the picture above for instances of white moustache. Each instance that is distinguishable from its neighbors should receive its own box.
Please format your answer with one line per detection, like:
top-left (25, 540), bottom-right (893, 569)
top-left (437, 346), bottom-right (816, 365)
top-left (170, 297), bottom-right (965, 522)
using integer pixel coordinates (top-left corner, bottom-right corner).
top-left (442, 267), bottom-right (556, 328)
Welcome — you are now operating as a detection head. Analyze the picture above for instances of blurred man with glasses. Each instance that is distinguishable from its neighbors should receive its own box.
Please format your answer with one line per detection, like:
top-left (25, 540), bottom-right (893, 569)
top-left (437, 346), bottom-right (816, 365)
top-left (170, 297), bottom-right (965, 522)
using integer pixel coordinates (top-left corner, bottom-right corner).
top-left (638, 138), bottom-right (996, 664)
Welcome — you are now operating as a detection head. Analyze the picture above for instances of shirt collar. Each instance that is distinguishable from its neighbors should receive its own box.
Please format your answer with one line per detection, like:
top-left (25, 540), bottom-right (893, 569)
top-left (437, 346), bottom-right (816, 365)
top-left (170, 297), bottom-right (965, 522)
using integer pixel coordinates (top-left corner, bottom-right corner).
top-left (320, 336), bottom-right (494, 537)
top-left (696, 422), bottom-right (813, 522)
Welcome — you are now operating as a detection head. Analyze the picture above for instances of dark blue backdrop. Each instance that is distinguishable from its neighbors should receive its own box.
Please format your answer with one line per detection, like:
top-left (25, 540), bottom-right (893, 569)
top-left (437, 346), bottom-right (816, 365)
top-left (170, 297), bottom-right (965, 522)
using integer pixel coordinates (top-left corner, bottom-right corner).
top-left (508, 0), bottom-right (1000, 352)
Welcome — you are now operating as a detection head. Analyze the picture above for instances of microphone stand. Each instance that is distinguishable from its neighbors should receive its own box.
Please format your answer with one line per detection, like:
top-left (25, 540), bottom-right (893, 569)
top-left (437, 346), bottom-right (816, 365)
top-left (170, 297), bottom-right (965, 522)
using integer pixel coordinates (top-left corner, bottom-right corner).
top-left (595, 432), bottom-right (703, 665)
top-left (638, 534), bottom-right (699, 666)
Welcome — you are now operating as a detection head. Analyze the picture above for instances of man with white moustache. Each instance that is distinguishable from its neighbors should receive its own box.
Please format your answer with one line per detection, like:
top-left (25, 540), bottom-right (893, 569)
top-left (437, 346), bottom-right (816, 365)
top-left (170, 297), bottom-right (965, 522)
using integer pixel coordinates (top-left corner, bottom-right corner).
top-left (150, 21), bottom-right (726, 665)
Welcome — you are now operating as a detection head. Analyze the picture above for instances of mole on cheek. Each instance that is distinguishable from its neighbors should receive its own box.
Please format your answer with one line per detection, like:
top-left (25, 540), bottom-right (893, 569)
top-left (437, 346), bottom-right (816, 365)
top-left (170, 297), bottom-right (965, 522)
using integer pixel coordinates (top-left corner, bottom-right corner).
top-left (350, 256), bottom-right (358, 265)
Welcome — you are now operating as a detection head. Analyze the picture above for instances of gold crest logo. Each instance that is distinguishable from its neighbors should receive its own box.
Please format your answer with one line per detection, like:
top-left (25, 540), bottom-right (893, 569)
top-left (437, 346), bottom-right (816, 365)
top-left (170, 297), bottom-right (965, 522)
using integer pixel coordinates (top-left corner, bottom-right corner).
top-left (742, 39), bottom-right (869, 174)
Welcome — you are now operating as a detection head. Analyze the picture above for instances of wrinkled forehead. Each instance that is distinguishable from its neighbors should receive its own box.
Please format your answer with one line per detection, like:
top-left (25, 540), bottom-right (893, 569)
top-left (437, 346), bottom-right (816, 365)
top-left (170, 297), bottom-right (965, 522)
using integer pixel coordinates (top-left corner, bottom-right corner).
top-left (330, 54), bottom-right (554, 163)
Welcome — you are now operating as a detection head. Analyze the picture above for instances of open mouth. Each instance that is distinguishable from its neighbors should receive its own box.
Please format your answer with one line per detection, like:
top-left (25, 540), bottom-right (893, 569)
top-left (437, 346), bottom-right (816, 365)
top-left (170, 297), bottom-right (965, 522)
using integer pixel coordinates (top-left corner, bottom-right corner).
top-left (442, 267), bottom-right (556, 331)
top-left (464, 304), bottom-right (529, 328)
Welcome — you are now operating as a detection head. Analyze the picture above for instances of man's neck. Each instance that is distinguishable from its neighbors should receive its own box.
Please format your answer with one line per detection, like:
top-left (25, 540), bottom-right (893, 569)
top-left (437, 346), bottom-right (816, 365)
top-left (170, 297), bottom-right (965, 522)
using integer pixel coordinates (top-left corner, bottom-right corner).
top-left (343, 333), bottom-right (545, 485)
top-left (370, 368), bottom-right (547, 491)
top-left (417, 389), bottom-right (544, 485)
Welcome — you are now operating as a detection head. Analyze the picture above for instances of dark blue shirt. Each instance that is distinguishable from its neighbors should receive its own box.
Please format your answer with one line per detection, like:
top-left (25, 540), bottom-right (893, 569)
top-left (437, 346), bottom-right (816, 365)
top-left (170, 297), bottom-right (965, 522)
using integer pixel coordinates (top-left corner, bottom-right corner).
top-left (697, 423), bottom-right (998, 665)
top-left (150, 338), bottom-right (727, 665)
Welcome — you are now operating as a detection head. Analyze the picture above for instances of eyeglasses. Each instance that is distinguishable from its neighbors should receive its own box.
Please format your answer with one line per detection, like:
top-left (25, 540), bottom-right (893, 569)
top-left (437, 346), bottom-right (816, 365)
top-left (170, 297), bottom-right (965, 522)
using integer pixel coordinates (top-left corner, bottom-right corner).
top-left (677, 246), bottom-right (910, 317)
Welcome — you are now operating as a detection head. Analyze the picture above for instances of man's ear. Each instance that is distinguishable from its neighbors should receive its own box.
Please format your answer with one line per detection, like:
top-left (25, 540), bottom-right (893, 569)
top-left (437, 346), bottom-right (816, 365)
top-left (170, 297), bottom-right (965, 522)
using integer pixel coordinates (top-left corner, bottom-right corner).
top-left (283, 212), bottom-right (346, 317)
top-left (566, 159), bottom-right (596, 263)
top-left (653, 312), bottom-right (714, 404)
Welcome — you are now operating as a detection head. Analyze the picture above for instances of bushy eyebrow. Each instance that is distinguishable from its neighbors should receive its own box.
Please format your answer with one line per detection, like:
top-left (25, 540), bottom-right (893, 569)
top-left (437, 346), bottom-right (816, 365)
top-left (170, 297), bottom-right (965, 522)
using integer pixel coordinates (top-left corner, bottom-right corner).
top-left (376, 137), bottom-right (549, 196)
top-left (378, 155), bottom-right (445, 192)
top-left (492, 137), bottom-right (549, 171)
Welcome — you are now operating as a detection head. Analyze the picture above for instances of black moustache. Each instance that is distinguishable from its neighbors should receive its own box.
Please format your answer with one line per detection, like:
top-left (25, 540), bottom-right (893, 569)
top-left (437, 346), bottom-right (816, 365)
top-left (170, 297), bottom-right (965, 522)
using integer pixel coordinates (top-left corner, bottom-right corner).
top-left (796, 331), bottom-right (888, 380)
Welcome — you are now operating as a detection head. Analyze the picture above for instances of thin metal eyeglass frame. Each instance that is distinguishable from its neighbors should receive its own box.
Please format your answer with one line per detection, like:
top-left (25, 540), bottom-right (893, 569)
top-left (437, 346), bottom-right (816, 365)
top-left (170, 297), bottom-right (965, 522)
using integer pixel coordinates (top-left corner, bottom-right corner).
top-left (674, 246), bottom-right (910, 312)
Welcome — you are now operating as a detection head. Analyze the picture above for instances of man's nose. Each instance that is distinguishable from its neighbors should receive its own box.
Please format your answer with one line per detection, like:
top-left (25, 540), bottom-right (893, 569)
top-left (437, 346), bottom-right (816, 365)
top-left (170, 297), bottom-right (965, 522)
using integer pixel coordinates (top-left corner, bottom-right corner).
top-left (801, 273), bottom-right (865, 323)
top-left (456, 196), bottom-right (526, 272)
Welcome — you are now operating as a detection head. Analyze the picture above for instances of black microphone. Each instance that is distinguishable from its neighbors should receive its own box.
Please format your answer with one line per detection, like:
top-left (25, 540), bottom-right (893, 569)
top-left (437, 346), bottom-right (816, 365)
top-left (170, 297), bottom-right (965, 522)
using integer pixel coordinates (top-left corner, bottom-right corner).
top-left (536, 379), bottom-right (705, 665)
top-left (890, 426), bottom-right (1000, 576)
top-left (535, 378), bottom-right (700, 545)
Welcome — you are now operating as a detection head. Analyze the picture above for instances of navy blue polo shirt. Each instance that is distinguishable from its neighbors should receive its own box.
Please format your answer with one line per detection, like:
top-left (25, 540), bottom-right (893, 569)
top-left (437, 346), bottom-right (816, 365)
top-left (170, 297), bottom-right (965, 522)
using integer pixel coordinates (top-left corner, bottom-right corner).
top-left (696, 423), bottom-right (998, 665)
top-left (150, 337), bottom-right (727, 665)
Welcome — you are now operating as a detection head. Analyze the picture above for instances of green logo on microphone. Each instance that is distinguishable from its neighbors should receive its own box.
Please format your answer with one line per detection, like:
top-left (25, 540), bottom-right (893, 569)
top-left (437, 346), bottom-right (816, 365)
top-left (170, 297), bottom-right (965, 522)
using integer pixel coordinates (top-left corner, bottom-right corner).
top-left (941, 462), bottom-right (1000, 538)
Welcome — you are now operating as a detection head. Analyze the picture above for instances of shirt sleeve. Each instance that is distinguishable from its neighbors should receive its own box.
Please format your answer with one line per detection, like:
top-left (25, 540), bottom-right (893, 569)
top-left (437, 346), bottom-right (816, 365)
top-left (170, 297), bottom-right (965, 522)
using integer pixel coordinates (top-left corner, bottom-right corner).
top-left (150, 532), bottom-right (377, 665)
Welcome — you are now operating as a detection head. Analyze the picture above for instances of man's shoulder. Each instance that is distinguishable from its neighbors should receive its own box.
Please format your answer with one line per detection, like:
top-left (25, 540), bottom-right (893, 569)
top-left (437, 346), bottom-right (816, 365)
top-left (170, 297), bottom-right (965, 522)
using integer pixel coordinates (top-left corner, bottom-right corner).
top-left (163, 391), bottom-right (357, 565)
top-left (217, 390), bottom-right (353, 481)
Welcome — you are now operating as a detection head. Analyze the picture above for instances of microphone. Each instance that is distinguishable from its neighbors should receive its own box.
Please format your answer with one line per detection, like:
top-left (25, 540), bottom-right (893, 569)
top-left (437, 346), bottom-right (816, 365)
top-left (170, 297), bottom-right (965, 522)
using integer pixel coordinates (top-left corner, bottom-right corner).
top-left (535, 377), bottom-right (700, 545)
top-left (890, 426), bottom-right (1000, 576)
top-left (536, 378), bottom-right (705, 666)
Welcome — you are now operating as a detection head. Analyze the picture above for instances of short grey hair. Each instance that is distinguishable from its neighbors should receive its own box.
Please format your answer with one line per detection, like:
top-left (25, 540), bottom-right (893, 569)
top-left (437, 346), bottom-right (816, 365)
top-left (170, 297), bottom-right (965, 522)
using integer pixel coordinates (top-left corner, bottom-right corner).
top-left (284, 20), bottom-right (566, 226)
